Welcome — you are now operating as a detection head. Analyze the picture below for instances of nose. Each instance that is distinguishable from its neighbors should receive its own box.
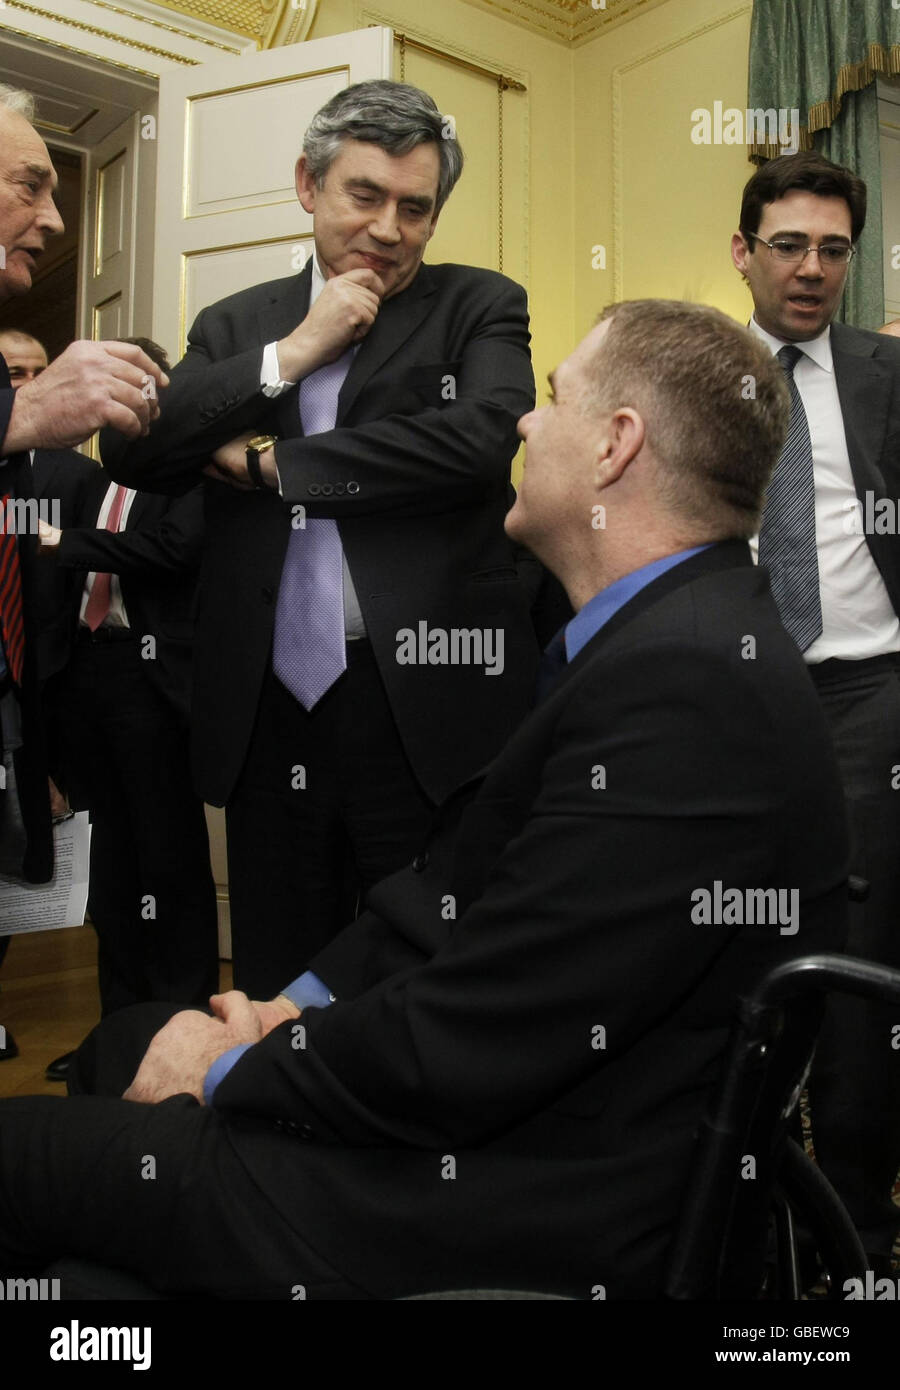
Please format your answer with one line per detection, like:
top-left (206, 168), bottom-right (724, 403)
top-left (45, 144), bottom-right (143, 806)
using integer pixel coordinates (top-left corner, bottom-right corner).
top-left (37, 191), bottom-right (64, 238)
top-left (796, 247), bottom-right (825, 275)
top-left (369, 202), bottom-right (402, 244)
top-left (517, 408), bottom-right (538, 442)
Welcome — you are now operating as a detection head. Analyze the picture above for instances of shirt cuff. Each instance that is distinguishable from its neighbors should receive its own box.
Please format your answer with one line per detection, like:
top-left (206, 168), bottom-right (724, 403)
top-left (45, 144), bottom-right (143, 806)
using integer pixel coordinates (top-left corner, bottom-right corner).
top-left (281, 970), bottom-right (335, 1012)
top-left (260, 341), bottom-right (292, 398)
top-left (203, 1043), bottom-right (252, 1106)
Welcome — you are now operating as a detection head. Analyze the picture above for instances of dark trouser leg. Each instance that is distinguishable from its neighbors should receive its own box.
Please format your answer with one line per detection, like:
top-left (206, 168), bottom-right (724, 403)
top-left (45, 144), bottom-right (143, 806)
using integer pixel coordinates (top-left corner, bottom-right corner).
top-left (0, 1094), bottom-right (364, 1298)
top-left (109, 677), bottom-right (218, 1009)
top-left (806, 663), bottom-right (900, 1255)
top-left (56, 641), bottom-right (218, 1015)
top-left (226, 645), bottom-right (434, 999)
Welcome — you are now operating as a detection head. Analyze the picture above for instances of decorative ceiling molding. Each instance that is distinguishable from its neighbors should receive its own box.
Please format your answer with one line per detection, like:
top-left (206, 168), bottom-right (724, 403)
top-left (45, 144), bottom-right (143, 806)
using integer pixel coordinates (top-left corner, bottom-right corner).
top-left (144, 0), bottom-right (318, 47)
top-left (460, 0), bottom-right (672, 47)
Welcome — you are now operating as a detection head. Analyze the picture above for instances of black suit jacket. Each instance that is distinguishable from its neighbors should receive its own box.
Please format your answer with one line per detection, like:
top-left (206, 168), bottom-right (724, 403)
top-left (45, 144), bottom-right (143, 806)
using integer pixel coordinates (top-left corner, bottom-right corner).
top-left (101, 262), bottom-right (540, 806)
top-left (0, 378), bottom-right (52, 882)
top-left (50, 471), bottom-right (206, 726)
top-left (30, 447), bottom-right (100, 685)
top-left (830, 321), bottom-right (900, 616)
top-left (209, 543), bottom-right (848, 1298)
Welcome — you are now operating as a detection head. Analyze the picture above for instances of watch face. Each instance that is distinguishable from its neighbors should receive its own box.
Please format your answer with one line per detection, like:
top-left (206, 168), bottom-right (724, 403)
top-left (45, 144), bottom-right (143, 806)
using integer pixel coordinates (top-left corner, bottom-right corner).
top-left (248, 435), bottom-right (276, 451)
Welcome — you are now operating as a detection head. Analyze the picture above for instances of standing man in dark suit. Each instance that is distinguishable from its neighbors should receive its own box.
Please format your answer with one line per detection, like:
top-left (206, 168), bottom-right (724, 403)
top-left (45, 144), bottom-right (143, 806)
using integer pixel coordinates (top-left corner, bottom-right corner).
top-left (0, 329), bottom-right (99, 790)
top-left (101, 80), bottom-right (540, 998)
top-left (0, 330), bottom-right (98, 689)
top-left (731, 150), bottom-right (900, 1267)
top-left (0, 85), bottom-right (166, 1061)
top-left (36, 339), bottom-right (218, 1069)
top-left (0, 300), bottom-right (848, 1298)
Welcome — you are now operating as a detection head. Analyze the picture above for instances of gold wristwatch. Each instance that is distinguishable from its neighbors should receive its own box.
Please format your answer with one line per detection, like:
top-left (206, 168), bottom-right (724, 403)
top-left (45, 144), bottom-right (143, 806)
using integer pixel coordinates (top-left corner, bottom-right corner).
top-left (246, 434), bottom-right (278, 489)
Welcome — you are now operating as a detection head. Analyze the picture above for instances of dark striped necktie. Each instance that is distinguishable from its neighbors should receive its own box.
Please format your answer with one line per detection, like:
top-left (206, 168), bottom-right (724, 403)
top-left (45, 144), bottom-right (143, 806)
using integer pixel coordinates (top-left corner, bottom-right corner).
top-left (758, 344), bottom-right (823, 652)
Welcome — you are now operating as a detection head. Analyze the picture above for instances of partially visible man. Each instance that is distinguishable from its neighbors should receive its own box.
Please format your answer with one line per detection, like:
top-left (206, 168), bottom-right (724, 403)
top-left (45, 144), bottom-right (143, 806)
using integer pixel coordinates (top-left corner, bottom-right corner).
top-left (0, 84), bottom-right (167, 1062)
top-left (0, 329), bottom-right (100, 690)
top-left (0, 329), bottom-right (46, 387)
top-left (101, 80), bottom-right (541, 999)
top-left (731, 150), bottom-right (900, 1265)
top-left (0, 302), bottom-right (848, 1299)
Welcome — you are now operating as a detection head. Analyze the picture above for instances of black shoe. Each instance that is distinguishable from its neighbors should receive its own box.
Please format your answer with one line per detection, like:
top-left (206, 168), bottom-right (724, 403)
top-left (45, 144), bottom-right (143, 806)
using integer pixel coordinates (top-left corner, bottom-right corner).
top-left (45, 1051), bottom-right (75, 1082)
top-left (0, 1029), bottom-right (18, 1060)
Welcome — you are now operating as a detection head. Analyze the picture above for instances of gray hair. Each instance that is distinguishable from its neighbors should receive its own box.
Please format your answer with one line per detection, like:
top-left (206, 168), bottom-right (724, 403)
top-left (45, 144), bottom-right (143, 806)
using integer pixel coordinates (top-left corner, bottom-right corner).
top-left (302, 80), bottom-right (463, 214)
top-left (0, 84), bottom-right (35, 121)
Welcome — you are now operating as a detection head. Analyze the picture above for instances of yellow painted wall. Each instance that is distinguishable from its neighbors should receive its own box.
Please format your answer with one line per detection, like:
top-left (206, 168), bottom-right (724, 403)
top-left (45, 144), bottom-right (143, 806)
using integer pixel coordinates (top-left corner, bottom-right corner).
top-left (573, 0), bottom-right (756, 339)
top-left (307, 1), bottom-right (576, 477)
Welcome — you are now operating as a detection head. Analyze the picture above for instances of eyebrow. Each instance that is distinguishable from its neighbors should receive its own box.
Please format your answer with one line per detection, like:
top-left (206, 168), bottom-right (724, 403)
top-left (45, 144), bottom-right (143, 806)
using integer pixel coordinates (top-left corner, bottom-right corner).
top-left (344, 176), bottom-right (434, 211)
top-left (769, 229), bottom-right (851, 243)
top-left (21, 160), bottom-right (57, 187)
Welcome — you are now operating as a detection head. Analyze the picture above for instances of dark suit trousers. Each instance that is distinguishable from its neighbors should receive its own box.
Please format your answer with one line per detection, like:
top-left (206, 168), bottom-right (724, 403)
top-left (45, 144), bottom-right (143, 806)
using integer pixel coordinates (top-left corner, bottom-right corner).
top-left (52, 636), bottom-right (219, 1015)
top-left (0, 1091), bottom-right (366, 1298)
top-left (225, 642), bottom-right (434, 998)
top-left (806, 658), bottom-right (900, 1254)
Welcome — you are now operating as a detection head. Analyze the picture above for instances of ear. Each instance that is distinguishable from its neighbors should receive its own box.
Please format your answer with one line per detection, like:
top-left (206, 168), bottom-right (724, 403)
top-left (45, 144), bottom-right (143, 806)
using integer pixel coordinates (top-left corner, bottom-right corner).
top-left (595, 408), bottom-right (645, 489)
top-left (731, 231), bottom-right (751, 275)
top-left (295, 156), bottom-right (316, 215)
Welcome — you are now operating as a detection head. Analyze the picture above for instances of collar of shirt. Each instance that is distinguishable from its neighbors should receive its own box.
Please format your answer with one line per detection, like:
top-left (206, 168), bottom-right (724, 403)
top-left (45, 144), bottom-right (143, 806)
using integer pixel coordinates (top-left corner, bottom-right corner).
top-left (564, 545), bottom-right (712, 661)
top-left (748, 315), bottom-right (833, 374)
top-left (310, 253), bottom-right (327, 308)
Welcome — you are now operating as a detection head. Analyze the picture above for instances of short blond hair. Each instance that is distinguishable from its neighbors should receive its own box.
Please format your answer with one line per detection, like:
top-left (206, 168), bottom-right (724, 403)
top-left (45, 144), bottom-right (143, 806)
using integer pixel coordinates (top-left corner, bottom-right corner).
top-left (589, 300), bottom-right (790, 539)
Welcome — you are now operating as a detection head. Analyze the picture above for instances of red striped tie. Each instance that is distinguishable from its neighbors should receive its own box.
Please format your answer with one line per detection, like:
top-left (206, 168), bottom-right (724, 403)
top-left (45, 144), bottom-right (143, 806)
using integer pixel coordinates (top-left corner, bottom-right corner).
top-left (0, 494), bottom-right (24, 686)
top-left (84, 483), bottom-right (129, 632)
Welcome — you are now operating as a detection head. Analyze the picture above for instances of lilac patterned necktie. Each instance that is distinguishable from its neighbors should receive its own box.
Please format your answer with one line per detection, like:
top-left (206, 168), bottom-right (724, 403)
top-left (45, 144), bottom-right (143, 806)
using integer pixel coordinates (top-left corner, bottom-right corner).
top-left (272, 347), bottom-right (353, 709)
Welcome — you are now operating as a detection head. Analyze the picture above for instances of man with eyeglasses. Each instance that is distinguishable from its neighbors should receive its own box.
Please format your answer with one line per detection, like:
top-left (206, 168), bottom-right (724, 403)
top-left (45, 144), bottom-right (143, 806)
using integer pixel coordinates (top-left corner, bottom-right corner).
top-left (731, 149), bottom-right (900, 1273)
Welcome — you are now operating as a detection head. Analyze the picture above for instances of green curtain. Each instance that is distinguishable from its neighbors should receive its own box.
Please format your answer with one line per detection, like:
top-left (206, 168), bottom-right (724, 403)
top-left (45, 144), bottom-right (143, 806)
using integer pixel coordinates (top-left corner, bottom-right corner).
top-left (816, 85), bottom-right (882, 327)
top-left (748, 0), bottom-right (900, 328)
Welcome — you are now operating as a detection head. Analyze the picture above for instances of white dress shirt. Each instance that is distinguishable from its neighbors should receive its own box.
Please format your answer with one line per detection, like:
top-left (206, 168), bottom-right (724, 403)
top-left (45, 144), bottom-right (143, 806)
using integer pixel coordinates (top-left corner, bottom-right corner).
top-left (748, 317), bottom-right (900, 662)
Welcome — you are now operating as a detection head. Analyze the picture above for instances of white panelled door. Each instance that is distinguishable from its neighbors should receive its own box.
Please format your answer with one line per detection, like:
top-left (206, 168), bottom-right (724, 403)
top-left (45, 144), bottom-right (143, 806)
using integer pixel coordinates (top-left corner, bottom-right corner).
top-left (81, 113), bottom-right (141, 344)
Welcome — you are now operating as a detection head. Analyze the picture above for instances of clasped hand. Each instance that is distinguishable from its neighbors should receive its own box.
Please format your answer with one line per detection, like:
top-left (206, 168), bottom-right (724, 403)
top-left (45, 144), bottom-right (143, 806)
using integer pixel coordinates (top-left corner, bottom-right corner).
top-left (123, 990), bottom-right (300, 1104)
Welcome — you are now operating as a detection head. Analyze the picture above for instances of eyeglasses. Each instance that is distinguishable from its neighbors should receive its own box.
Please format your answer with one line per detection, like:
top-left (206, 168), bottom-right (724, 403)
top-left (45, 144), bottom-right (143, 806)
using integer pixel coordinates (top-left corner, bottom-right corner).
top-left (746, 233), bottom-right (855, 266)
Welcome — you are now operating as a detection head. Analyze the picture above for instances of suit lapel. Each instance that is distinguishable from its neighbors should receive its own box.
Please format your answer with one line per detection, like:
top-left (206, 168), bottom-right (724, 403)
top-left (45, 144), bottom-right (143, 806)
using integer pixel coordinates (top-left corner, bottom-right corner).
top-left (255, 265), bottom-right (312, 440)
top-left (123, 487), bottom-right (152, 531)
top-left (336, 264), bottom-right (436, 424)
top-left (831, 321), bottom-right (892, 498)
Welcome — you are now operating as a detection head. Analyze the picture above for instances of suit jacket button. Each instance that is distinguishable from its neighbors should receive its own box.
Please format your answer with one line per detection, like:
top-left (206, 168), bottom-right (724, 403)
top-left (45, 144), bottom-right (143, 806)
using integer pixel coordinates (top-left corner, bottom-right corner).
top-left (334, 483), bottom-right (345, 496)
top-left (308, 484), bottom-right (321, 497)
top-left (321, 483), bottom-right (334, 497)
top-left (298, 1123), bottom-right (314, 1141)
top-left (412, 851), bottom-right (429, 872)
top-left (347, 482), bottom-right (360, 495)
top-left (261, 587), bottom-right (273, 603)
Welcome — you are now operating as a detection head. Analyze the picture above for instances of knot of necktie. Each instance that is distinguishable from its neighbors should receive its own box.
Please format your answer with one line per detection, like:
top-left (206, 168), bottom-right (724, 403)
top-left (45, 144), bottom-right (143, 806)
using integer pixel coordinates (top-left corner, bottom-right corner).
top-left (777, 344), bottom-right (804, 374)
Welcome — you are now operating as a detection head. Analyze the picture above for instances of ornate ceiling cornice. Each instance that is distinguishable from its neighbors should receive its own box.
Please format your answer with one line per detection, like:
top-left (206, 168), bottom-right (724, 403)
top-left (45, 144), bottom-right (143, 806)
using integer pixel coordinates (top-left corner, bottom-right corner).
top-left (131, 0), bottom-right (317, 48)
top-left (460, 0), bottom-right (672, 47)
